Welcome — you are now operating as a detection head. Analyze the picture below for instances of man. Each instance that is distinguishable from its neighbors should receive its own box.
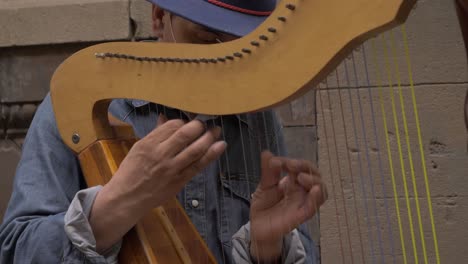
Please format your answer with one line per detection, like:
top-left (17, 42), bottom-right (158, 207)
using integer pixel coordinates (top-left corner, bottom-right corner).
top-left (0, 0), bottom-right (327, 263)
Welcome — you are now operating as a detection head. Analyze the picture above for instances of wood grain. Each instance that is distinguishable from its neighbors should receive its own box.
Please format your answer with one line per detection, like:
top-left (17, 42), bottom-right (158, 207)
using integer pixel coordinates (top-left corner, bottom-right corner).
top-left (78, 138), bottom-right (216, 264)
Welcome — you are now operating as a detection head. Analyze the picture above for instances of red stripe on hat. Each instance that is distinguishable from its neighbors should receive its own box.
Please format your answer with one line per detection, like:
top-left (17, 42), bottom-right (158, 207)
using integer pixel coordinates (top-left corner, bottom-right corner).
top-left (207, 0), bottom-right (272, 16)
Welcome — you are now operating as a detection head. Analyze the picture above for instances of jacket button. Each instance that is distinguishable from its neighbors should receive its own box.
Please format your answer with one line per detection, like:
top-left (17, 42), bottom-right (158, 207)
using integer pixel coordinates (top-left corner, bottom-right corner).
top-left (191, 200), bottom-right (199, 208)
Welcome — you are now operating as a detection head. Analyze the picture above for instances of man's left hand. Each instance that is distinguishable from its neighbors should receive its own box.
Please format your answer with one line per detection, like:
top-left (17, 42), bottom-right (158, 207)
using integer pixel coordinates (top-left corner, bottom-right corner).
top-left (249, 151), bottom-right (328, 262)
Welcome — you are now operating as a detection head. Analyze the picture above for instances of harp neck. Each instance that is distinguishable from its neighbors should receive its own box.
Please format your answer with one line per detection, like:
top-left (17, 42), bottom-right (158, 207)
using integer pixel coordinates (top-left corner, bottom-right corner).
top-left (50, 0), bottom-right (416, 153)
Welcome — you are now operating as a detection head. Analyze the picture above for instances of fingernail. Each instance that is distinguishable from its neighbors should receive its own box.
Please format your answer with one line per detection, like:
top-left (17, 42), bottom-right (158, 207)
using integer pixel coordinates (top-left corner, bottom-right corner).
top-left (214, 141), bottom-right (227, 152)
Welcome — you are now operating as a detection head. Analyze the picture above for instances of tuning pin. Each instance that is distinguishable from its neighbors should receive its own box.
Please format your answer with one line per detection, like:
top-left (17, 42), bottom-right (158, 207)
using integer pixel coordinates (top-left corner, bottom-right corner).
top-left (277, 16), bottom-right (287, 22)
top-left (259, 35), bottom-right (269, 41)
top-left (250, 41), bottom-right (260, 46)
top-left (286, 4), bottom-right (296, 10)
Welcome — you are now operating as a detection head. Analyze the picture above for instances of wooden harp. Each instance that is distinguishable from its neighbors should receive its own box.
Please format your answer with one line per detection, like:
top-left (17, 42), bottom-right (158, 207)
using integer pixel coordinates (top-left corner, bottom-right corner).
top-left (49, 0), bottom-right (464, 263)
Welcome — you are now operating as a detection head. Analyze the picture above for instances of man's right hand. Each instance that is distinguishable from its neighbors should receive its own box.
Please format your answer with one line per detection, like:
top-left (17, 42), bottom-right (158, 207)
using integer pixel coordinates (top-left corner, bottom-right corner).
top-left (89, 114), bottom-right (226, 253)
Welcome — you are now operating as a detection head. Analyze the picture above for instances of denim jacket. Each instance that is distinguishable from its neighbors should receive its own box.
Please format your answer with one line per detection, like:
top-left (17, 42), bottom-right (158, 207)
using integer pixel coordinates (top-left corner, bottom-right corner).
top-left (0, 94), bottom-right (319, 263)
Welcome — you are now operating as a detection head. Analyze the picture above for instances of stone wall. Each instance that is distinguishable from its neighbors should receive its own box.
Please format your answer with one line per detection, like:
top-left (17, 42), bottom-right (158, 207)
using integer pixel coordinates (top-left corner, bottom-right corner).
top-left (0, 0), bottom-right (154, 220)
top-left (316, 0), bottom-right (468, 263)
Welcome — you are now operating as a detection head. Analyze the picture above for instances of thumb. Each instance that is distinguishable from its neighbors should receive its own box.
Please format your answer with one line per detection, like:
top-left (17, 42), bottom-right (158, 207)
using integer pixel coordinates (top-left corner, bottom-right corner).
top-left (157, 114), bottom-right (168, 126)
top-left (259, 151), bottom-right (282, 189)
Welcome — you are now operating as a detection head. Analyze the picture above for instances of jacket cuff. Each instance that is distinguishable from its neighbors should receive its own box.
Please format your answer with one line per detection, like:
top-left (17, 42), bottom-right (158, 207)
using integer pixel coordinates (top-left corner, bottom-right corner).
top-left (231, 222), bottom-right (306, 264)
top-left (64, 186), bottom-right (122, 263)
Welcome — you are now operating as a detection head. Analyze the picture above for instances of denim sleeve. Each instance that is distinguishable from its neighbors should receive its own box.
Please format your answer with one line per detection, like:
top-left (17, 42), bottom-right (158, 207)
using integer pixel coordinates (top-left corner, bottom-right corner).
top-left (0, 94), bottom-right (112, 263)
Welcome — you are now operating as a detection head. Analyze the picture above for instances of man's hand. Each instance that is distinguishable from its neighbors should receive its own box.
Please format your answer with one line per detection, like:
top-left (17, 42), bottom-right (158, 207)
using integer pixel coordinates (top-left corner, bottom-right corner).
top-left (110, 115), bottom-right (226, 208)
top-left (249, 151), bottom-right (328, 262)
top-left (90, 115), bottom-right (226, 252)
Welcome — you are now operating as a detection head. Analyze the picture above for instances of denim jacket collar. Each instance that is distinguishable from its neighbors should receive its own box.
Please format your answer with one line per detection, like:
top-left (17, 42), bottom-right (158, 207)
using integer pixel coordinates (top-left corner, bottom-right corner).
top-left (126, 99), bottom-right (249, 126)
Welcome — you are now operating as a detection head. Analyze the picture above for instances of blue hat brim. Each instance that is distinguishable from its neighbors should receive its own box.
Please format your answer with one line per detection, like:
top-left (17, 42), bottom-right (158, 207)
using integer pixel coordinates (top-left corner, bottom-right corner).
top-left (148, 0), bottom-right (270, 37)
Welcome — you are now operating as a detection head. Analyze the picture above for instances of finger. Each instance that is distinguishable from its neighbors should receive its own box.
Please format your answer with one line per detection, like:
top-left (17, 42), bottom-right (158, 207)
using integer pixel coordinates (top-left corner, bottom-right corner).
top-left (157, 114), bottom-right (168, 126)
top-left (178, 141), bottom-right (227, 184)
top-left (297, 160), bottom-right (320, 176)
top-left (297, 172), bottom-right (323, 190)
top-left (145, 118), bottom-right (185, 144)
top-left (283, 158), bottom-right (320, 176)
top-left (172, 126), bottom-right (222, 169)
top-left (162, 120), bottom-right (208, 156)
top-left (298, 172), bottom-right (328, 202)
top-left (290, 185), bottom-right (324, 226)
top-left (307, 185), bottom-right (327, 210)
top-left (259, 151), bottom-right (282, 189)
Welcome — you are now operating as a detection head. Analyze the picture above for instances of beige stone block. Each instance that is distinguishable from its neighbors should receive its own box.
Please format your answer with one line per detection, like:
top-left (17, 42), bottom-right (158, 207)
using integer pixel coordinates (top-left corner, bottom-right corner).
top-left (130, 0), bottom-right (153, 40)
top-left (0, 0), bottom-right (131, 47)
top-left (282, 126), bottom-right (317, 162)
top-left (317, 83), bottom-right (467, 263)
top-left (0, 44), bottom-right (89, 102)
top-left (319, 196), bottom-right (468, 264)
top-left (275, 89), bottom-right (316, 127)
top-left (317, 84), bottom-right (467, 199)
top-left (320, 0), bottom-right (467, 89)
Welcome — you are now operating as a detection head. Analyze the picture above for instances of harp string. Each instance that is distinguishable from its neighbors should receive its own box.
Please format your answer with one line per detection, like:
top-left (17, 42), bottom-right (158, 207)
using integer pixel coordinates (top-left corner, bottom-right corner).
top-left (334, 67), bottom-right (379, 262)
top-left (381, 33), bottom-right (420, 263)
top-left (319, 79), bottom-right (351, 263)
top-left (211, 117), bottom-right (228, 264)
top-left (370, 38), bottom-right (408, 264)
top-left (219, 115), bottom-right (238, 263)
top-left (389, 29), bottom-right (429, 264)
top-left (304, 92), bottom-right (320, 263)
top-left (317, 83), bottom-right (347, 263)
top-left (357, 46), bottom-right (397, 263)
top-left (331, 70), bottom-right (367, 263)
top-left (401, 25), bottom-right (441, 264)
top-left (331, 70), bottom-right (359, 263)
top-left (343, 57), bottom-right (387, 263)
top-left (236, 117), bottom-right (252, 203)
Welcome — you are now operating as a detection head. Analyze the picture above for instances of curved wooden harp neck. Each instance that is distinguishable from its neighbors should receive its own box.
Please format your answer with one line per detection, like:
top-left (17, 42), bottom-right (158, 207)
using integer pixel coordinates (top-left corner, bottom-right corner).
top-left (49, 0), bottom-right (416, 263)
top-left (50, 0), bottom-right (415, 153)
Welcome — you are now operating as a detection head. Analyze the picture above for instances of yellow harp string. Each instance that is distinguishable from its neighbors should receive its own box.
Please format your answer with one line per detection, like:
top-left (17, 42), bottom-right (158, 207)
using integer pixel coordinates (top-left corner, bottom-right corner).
top-left (371, 39), bottom-right (408, 264)
top-left (381, 33), bottom-right (420, 263)
top-left (389, 29), bottom-right (429, 264)
top-left (401, 25), bottom-right (441, 264)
